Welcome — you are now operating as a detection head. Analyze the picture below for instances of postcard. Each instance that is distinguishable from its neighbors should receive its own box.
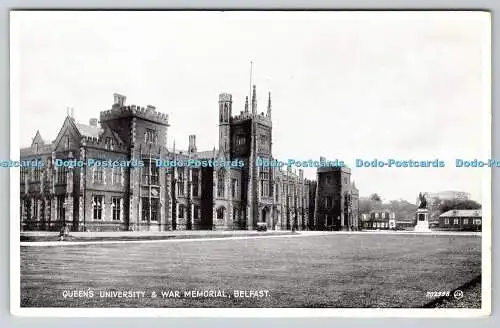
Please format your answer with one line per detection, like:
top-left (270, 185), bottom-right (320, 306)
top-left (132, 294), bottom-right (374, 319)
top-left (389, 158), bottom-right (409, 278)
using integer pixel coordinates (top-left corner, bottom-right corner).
top-left (9, 10), bottom-right (491, 317)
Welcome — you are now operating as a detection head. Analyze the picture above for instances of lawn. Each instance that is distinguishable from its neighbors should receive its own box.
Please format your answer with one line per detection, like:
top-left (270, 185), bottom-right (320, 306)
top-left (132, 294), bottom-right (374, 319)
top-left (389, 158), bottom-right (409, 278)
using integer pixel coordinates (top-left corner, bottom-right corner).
top-left (20, 233), bottom-right (481, 308)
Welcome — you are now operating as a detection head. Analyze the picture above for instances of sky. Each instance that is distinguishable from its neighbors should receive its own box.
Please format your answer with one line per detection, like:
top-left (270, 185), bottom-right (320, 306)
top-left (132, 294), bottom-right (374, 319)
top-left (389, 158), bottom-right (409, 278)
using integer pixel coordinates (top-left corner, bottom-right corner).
top-left (11, 11), bottom-right (490, 203)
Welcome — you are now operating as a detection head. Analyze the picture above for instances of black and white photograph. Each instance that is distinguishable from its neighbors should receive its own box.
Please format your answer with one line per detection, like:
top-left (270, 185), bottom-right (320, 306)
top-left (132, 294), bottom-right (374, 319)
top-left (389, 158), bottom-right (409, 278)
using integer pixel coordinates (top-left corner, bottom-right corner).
top-left (9, 10), bottom-right (491, 316)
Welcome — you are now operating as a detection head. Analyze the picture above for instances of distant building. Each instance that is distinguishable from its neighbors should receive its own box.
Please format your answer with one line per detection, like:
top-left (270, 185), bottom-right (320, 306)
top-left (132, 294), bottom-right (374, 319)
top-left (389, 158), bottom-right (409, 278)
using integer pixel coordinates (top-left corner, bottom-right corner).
top-left (438, 209), bottom-right (482, 231)
top-left (360, 211), bottom-right (395, 230)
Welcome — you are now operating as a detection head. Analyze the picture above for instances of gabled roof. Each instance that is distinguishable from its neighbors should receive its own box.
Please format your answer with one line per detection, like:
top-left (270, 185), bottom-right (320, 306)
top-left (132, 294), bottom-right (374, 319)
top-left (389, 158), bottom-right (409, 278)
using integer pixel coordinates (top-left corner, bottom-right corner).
top-left (75, 122), bottom-right (103, 139)
top-left (439, 209), bottom-right (482, 218)
top-left (31, 130), bottom-right (44, 147)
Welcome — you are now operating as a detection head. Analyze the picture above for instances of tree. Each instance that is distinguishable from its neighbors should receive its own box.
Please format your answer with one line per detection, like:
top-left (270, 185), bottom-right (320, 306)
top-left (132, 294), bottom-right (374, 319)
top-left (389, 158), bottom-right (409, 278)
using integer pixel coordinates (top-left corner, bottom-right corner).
top-left (439, 199), bottom-right (481, 213)
top-left (370, 193), bottom-right (382, 202)
top-left (386, 199), bottom-right (418, 222)
top-left (359, 196), bottom-right (383, 214)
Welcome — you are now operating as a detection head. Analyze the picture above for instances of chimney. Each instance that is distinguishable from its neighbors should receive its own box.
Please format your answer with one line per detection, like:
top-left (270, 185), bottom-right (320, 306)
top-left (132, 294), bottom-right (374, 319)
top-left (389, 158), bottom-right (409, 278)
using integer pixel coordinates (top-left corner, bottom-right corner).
top-left (188, 134), bottom-right (197, 153)
top-left (113, 93), bottom-right (127, 107)
top-left (89, 118), bottom-right (98, 126)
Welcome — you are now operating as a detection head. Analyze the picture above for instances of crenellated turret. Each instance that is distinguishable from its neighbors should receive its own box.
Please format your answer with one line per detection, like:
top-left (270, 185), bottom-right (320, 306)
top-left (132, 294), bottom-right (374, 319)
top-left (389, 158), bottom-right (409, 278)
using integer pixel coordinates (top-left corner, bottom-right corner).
top-left (113, 93), bottom-right (127, 107)
top-left (218, 93), bottom-right (232, 123)
top-left (101, 93), bottom-right (169, 126)
top-left (188, 134), bottom-right (197, 154)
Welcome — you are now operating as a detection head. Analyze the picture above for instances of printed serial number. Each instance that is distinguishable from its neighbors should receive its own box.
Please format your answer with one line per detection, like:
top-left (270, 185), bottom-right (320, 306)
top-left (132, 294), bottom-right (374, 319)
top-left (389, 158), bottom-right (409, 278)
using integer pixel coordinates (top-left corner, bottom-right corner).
top-left (426, 291), bottom-right (451, 298)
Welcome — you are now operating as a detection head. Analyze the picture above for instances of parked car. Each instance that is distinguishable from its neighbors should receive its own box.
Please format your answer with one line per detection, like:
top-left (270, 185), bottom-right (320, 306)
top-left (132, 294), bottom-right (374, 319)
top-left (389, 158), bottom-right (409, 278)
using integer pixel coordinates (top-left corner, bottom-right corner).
top-left (256, 222), bottom-right (267, 231)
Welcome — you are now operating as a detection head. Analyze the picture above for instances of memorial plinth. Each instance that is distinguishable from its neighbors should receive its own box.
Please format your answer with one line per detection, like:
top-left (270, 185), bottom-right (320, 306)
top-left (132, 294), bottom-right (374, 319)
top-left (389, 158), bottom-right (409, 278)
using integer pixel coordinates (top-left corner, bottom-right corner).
top-left (414, 208), bottom-right (431, 232)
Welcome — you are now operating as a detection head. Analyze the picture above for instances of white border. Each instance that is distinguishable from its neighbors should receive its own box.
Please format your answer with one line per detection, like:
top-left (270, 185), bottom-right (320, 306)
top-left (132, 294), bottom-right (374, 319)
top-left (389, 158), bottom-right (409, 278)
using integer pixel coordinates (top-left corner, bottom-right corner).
top-left (480, 10), bottom-right (492, 316)
top-left (9, 10), bottom-right (492, 317)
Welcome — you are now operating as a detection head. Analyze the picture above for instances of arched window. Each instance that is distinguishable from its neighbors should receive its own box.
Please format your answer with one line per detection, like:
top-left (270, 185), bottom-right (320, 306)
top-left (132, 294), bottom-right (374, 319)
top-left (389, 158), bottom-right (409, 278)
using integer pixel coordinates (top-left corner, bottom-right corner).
top-left (217, 170), bottom-right (225, 198)
top-left (178, 205), bottom-right (185, 219)
top-left (177, 170), bottom-right (185, 195)
top-left (217, 207), bottom-right (225, 220)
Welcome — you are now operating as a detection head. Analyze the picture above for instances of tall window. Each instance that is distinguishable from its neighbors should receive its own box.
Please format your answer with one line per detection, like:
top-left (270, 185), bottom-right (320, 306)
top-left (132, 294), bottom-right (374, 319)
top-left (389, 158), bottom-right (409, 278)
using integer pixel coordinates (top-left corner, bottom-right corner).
top-left (260, 168), bottom-right (269, 197)
top-left (217, 207), bottom-right (225, 220)
top-left (237, 135), bottom-right (245, 146)
top-left (151, 198), bottom-right (159, 221)
top-left (92, 195), bottom-right (103, 220)
top-left (105, 137), bottom-right (114, 150)
top-left (145, 128), bottom-right (158, 144)
top-left (57, 195), bottom-right (65, 221)
top-left (177, 170), bottom-right (185, 195)
top-left (150, 163), bottom-right (159, 185)
top-left (192, 169), bottom-right (199, 197)
top-left (217, 170), bottom-right (225, 198)
top-left (454, 218), bottom-right (459, 225)
top-left (231, 179), bottom-right (238, 199)
top-left (33, 199), bottom-right (38, 220)
top-left (260, 134), bottom-right (268, 147)
top-left (142, 161), bottom-right (150, 184)
top-left (141, 197), bottom-right (149, 221)
top-left (275, 183), bottom-right (279, 202)
top-left (194, 205), bottom-right (200, 222)
top-left (325, 196), bottom-right (333, 208)
top-left (463, 218), bottom-right (469, 225)
top-left (93, 166), bottom-right (103, 183)
top-left (111, 197), bottom-right (121, 221)
top-left (33, 164), bottom-right (41, 182)
top-left (141, 198), bottom-right (159, 221)
top-left (178, 205), bottom-right (185, 219)
top-left (20, 167), bottom-right (27, 183)
top-left (142, 160), bottom-right (159, 185)
top-left (113, 167), bottom-right (122, 185)
top-left (57, 166), bottom-right (68, 184)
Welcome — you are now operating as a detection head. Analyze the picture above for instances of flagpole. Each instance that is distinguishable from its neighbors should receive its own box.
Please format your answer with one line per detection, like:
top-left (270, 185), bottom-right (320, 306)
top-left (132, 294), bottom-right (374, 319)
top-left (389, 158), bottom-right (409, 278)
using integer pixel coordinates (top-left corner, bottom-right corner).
top-left (249, 60), bottom-right (253, 101)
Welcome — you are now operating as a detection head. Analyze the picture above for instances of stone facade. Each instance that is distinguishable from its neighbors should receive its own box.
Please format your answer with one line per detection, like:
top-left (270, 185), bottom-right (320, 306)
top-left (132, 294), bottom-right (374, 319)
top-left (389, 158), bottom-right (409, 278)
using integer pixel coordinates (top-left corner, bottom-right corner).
top-left (20, 88), bottom-right (358, 232)
top-left (313, 159), bottom-right (360, 231)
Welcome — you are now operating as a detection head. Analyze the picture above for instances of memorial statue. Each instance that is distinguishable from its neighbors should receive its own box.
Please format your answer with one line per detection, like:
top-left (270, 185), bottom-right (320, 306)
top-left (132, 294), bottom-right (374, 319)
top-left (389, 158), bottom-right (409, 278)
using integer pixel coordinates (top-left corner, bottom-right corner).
top-left (418, 192), bottom-right (427, 209)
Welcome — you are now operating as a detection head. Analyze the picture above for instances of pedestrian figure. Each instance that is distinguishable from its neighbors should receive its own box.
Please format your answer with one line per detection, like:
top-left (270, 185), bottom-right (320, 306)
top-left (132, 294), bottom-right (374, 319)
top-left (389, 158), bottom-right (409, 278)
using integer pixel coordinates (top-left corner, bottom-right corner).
top-left (59, 224), bottom-right (66, 241)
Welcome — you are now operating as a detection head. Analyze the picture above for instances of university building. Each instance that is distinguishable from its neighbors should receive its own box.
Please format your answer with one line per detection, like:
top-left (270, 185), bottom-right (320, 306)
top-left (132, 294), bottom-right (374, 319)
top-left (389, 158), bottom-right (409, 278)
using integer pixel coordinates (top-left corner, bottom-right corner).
top-left (20, 87), bottom-right (359, 232)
